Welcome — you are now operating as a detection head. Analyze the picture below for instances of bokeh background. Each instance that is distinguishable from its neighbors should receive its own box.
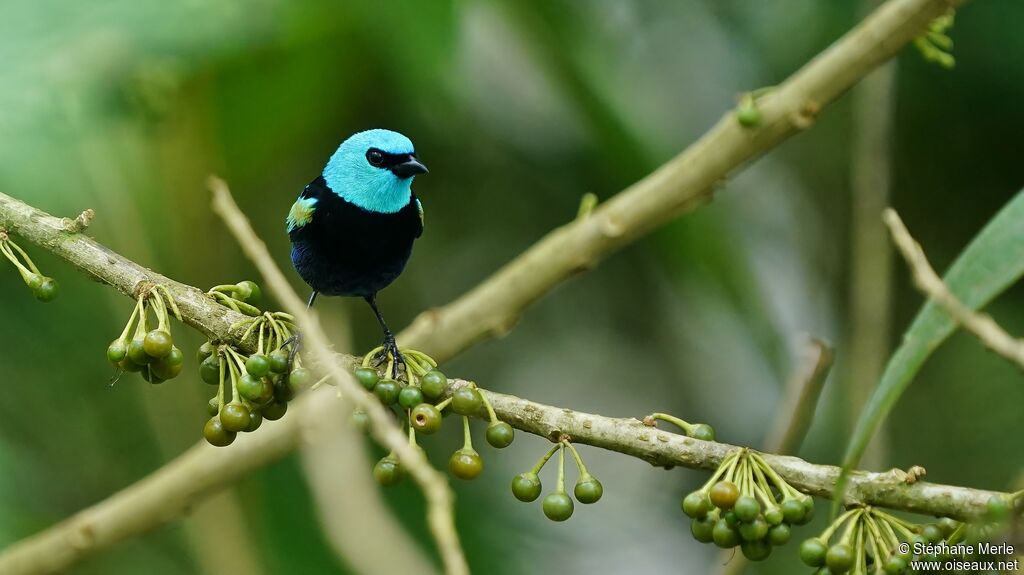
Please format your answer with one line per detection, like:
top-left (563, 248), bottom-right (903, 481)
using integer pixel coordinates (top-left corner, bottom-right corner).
top-left (2, 1), bottom-right (1023, 573)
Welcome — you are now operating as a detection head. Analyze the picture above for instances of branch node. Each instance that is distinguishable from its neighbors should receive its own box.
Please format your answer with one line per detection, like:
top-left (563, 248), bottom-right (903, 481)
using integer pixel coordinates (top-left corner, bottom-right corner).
top-left (63, 209), bottom-right (95, 233)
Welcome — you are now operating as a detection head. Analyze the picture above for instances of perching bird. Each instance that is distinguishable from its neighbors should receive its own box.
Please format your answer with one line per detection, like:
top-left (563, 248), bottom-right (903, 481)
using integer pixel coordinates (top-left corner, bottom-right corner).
top-left (287, 129), bottom-right (428, 374)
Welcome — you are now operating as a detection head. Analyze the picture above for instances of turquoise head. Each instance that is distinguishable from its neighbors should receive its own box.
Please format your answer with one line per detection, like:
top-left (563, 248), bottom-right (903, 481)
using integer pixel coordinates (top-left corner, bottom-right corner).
top-left (322, 129), bottom-right (428, 214)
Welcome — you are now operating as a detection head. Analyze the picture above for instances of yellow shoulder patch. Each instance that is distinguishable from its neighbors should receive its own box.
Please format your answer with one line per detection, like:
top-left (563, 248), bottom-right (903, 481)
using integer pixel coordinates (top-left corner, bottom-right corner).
top-left (286, 197), bottom-right (318, 232)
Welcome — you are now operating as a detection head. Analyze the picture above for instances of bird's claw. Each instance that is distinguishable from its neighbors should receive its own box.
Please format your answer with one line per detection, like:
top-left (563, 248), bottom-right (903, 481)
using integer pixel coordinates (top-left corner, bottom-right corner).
top-left (371, 336), bottom-right (406, 380)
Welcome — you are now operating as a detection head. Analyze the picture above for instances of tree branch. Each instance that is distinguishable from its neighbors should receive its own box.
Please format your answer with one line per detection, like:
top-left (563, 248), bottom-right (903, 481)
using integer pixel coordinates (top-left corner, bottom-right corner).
top-left (884, 208), bottom-right (1024, 369)
top-left (0, 0), bottom-right (987, 571)
top-left (398, 0), bottom-right (969, 362)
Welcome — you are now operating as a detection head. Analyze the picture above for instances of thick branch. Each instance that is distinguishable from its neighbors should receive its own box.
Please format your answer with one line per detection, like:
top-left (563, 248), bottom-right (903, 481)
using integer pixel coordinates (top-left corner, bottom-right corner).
top-left (398, 0), bottom-right (969, 362)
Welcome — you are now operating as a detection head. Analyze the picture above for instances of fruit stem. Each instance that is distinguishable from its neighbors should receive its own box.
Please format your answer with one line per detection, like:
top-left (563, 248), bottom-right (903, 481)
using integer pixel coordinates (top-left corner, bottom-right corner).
top-left (0, 241), bottom-right (36, 280)
top-left (853, 518), bottom-right (866, 573)
top-left (217, 351), bottom-right (227, 411)
top-left (154, 284), bottom-right (181, 321)
top-left (408, 421), bottom-right (417, 447)
top-left (837, 509), bottom-right (865, 546)
top-left (434, 397), bottom-right (453, 412)
top-left (461, 416), bottom-right (473, 451)
top-left (750, 452), bottom-right (801, 500)
top-left (749, 458), bottom-right (779, 510)
top-left (820, 508), bottom-right (861, 542)
top-left (478, 388), bottom-right (499, 424)
top-left (647, 412), bottom-right (693, 434)
top-left (556, 443), bottom-right (566, 495)
top-left (529, 444), bottom-right (561, 475)
top-left (562, 441), bottom-right (591, 479)
top-left (117, 297), bottom-right (144, 342)
top-left (362, 346), bottom-right (385, 367)
top-left (701, 449), bottom-right (741, 491)
top-left (5, 239), bottom-right (41, 275)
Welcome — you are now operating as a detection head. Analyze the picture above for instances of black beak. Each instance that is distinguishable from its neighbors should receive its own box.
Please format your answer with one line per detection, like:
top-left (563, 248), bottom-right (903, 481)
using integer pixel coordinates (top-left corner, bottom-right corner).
top-left (390, 157), bottom-right (428, 179)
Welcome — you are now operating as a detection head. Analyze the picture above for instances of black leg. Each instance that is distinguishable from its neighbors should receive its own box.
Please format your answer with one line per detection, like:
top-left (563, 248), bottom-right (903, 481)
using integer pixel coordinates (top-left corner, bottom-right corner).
top-left (365, 293), bottom-right (404, 379)
top-left (283, 291), bottom-right (317, 370)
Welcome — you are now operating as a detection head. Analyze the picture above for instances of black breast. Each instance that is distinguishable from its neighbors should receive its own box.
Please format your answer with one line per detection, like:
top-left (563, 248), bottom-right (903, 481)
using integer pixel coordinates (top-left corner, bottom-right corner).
top-left (289, 176), bottom-right (423, 297)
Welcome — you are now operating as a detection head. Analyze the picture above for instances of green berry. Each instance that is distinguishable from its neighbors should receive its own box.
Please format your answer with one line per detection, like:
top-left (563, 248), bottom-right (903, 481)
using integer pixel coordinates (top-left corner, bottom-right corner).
top-left (736, 101), bottom-right (761, 127)
top-left (410, 403), bottom-right (443, 434)
top-left (374, 380), bottom-right (400, 405)
top-left (351, 410), bottom-right (371, 433)
top-left (127, 337), bottom-right (153, 365)
top-left (354, 367), bottom-right (379, 390)
top-left (238, 374), bottom-right (272, 404)
top-left (985, 495), bottom-right (1010, 523)
top-left (733, 495), bottom-right (760, 522)
top-left (245, 354), bottom-right (271, 378)
top-left (119, 357), bottom-right (143, 372)
top-left (262, 400), bottom-right (287, 421)
top-left (33, 277), bottom-right (59, 302)
top-left (682, 491), bottom-right (712, 519)
top-left (767, 523), bottom-right (790, 546)
top-left (738, 517), bottom-right (768, 541)
top-left (799, 496), bottom-right (816, 524)
top-left (740, 539), bottom-right (772, 561)
top-left (884, 555), bottom-right (908, 574)
top-left (107, 339), bottom-right (128, 364)
top-left (220, 402), bottom-right (251, 432)
top-left (449, 448), bottom-right (483, 480)
top-left (398, 386), bottom-right (424, 410)
top-left (25, 274), bottom-right (43, 291)
top-left (542, 492), bottom-right (574, 522)
top-left (800, 538), bottom-right (828, 567)
top-left (921, 523), bottom-right (943, 543)
top-left (709, 480), bottom-right (740, 510)
top-left (691, 516), bottom-right (716, 543)
top-left (511, 472), bottom-right (542, 502)
top-left (937, 517), bottom-right (959, 537)
top-left (143, 330), bottom-right (173, 358)
top-left (420, 369), bottom-right (447, 400)
top-left (236, 280), bottom-right (261, 304)
top-left (451, 387), bottom-right (482, 415)
top-left (150, 347), bottom-right (184, 380)
top-left (485, 421), bottom-right (514, 448)
top-left (197, 341), bottom-right (215, 362)
top-left (574, 477), bottom-right (603, 504)
top-left (690, 423), bottom-right (715, 441)
top-left (289, 367), bottom-right (312, 392)
top-left (206, 397), bottom-right (219, 416)
top-left (246, 410), bottom-right (263, 432)
top-left (826, 543), bottom-right (855, 574)
top-left (712, 518), bottom-right (740, 548)
top-left (373, 456), bottom-right (402, 487)
top-left (203, 417), bottom-right (236, 447)
top-left (268, 349), bottom-right (289, 373)
top-left (200, 355), bottom-right (221, 385)
top-left (782, 498), bottom-right (806, 524)
top-left (764, 507), bottom-right (784, 526)
top-left (723, 510), bottom-right (739, 527)
top-left (140, 366), bottom-right (165, 384)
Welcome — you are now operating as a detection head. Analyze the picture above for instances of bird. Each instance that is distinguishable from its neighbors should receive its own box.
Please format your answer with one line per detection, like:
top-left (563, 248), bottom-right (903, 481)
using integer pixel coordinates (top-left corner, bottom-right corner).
top-left (287, 129), bottom-right (428, 376)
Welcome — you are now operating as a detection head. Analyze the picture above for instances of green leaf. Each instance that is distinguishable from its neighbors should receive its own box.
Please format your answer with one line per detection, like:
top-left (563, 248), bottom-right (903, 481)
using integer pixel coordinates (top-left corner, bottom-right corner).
top-left (834, 189), bottom-right (1024, 512)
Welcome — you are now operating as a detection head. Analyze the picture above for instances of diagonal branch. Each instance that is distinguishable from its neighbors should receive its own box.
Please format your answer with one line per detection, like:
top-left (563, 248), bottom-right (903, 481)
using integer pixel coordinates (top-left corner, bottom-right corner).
top-left (398, 0), bottom-right (970, 362)
top-left (884, 208), bottom-right (1024, 369)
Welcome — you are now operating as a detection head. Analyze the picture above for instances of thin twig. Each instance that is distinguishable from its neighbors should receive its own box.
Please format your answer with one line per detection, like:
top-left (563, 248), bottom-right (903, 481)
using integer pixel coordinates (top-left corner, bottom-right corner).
top-left (884, 208), bottom-right (1024, 369)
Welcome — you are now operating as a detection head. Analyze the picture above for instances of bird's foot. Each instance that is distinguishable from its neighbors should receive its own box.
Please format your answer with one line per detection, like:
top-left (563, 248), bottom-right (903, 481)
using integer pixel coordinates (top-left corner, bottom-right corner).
top-left (361, 345), bottom-right (439, 384)
top-left (279, 332), bottom-right (302, 380)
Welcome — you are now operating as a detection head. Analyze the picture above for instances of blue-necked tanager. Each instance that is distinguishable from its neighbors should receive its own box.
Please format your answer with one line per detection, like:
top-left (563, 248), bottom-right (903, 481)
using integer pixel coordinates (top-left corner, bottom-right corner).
top-left (287, 129), bottom-right (428, 374)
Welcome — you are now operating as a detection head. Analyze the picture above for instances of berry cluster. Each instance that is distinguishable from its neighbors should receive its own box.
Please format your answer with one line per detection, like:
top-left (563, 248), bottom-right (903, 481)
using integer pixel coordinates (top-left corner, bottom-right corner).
top-left (1, 232), bottom-right (58, 302)
top-left (353, 353), bottom-right (519, 485)
top-left (682, 448), bottom-right (813, 561)
top-left (107, 286), bottom-right (183, 384)
top-left (800, 494), bottom-right (1019, 574)
top-left (511, 441), bottom-right (603, 522)
top-left (199, 310), bottom-right (308, 446)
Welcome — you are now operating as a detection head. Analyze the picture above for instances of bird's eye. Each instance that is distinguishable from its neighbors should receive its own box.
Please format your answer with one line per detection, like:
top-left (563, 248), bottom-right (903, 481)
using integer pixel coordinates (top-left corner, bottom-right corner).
top-left (366, 149), bottom-right (384, 167)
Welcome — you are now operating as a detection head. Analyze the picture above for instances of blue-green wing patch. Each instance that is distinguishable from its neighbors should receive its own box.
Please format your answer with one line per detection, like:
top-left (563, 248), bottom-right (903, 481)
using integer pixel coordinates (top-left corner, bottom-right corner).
top-left (287, 197), bottom-right (318, 232)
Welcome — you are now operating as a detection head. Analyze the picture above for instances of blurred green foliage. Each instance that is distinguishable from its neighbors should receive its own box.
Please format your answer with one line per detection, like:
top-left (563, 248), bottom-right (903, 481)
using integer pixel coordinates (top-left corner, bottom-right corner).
top-left (1, 1), bottom-right (1022, 573)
